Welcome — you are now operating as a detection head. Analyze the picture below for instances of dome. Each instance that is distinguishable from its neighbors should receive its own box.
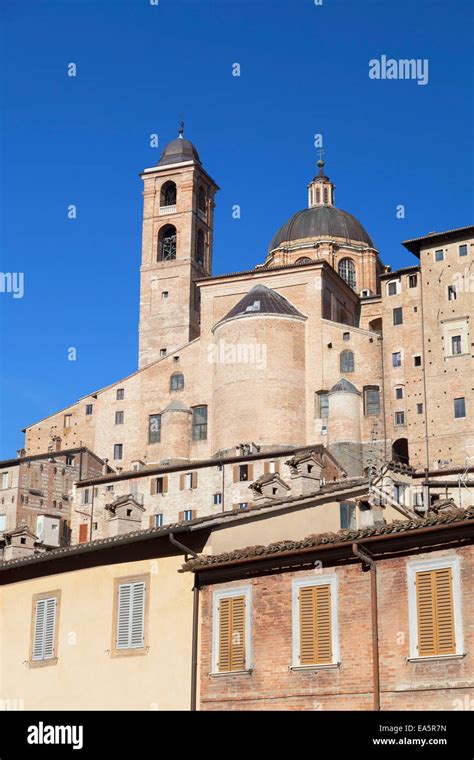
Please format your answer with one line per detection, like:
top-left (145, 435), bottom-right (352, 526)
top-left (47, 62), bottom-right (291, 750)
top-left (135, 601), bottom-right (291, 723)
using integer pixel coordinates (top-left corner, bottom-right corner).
top-left (214, 284), bottom-right (304, 328)
top-left (158, 136), bottom-right (201, 166)
top-left (268, 205), bottom-right (374, 252)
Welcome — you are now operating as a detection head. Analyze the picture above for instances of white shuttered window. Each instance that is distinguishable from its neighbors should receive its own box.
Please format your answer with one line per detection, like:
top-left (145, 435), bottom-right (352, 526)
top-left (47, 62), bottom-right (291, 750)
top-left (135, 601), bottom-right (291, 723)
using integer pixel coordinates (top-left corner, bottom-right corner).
top-left (32, 596), bottom-right (57, 661)
top-left (116, 580), bottom-right (146, 650)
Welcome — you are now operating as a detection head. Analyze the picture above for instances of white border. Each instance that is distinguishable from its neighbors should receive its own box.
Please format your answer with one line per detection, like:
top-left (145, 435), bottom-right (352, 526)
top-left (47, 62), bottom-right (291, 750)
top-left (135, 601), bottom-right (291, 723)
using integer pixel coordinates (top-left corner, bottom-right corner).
top-left (406, 556), bottom-right (464, 660)
top-left (291, 574), bottom-right (339, 668)
top-left (212, 586), bottom-right (252, 674)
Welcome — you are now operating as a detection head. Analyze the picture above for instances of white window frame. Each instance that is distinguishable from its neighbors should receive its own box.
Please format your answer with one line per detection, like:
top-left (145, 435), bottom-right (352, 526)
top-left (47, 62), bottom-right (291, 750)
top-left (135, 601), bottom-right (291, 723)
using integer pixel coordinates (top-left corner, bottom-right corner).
top-left (291, 574), bottom-right (340, 668)
top-left (387, 279), bottom-right (400, 296)
top-left (183, 509), bottom-right (193, 521)
top-left (407, 557), bottom-right (464, 660)
top-left (213, 492), bottom-right (222, 506)
top-left (1, 472), bottom-right (8, 490)
top-left (212, 586), bottom-right (252, 674)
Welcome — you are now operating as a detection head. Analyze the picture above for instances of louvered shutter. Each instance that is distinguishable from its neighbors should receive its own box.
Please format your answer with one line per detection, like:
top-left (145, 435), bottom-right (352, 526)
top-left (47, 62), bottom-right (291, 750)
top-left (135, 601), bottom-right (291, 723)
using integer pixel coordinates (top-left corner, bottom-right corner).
top-left (233, 465), bottom-right (239, 483)
top-left (162, 476), bottom-right (168, 494)
top-left (247, 464), bottom-right (253, 481)
top-left (218, 595), bottom-right (246, 672)
top-left (179, 474), bottom-right (185, 491)
top-left (32, 597), bottom-right (57, 661)
top-left (299, 584), bottom-right (332, 665)
top-left (416, 568), bottom-right (455, 657)
top-left (191, 472), bottom-right (198, 489)
top-left (150, 479), bottom-right (156, 495)
top-left (116, 580), bottom-right (146, 650)
top-left (264, 462), bottom-right (270, 475)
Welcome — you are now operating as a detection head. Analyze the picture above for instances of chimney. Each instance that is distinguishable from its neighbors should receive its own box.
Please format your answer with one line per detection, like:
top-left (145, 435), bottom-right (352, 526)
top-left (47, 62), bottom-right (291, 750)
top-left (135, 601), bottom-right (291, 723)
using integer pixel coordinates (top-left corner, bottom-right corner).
top-left (285, 452), bottom-right (323, 497)
top-left (107, 495), bottom-right (145, 537)
top-left (3, 526), bottom-right (38, 561)
top-left (102, 458), bottom-right (109, 475)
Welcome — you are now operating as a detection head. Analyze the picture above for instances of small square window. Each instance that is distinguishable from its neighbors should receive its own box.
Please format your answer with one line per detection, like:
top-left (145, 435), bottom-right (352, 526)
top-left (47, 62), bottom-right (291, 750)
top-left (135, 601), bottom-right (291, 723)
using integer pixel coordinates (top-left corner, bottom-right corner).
top-left (392, 352), bottom-right (402, 367)
top-left (416, 403), bottom-right (423, 414)
top-left (408, 274), bottom-right (418, 288)
top-left (238, 502), bottom-right (248, 510)
top-left (447, 285), bottom-right (457, 301)
top-left (414, 355), bottom-right (422, 367)
top-left (459, 244), bottom-right (468, 257)
top-left (396, 387), bottom-right (403, 400)
top-left (162, 291), bottom-right (169, 299)
top-left (160, 348), bottom-right (167, 358)
top-left (342, 332), bottom-right (350, 341)
top-left (393, 307), bottom-right (403, 326)
top-left (85, 404), bottom-right (93, 416)
top-left (183, 509), bottom-right (193, 521)
top-left (116, 388), bottom-right (124, 400)
top-left (454, 397), bottom-right (466, 419)
top-left (394, 411), bottom-right (405, 426)
top-left (435, 249), bottom-right (444, 262)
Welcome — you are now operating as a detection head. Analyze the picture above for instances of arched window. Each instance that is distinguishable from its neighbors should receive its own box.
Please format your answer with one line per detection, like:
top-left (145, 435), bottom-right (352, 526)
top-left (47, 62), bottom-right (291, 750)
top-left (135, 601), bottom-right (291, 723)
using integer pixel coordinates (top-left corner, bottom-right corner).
top-left (323, 187), bottom-right (328, 204)
top-left (160, 181), bottom-right (176, 208)
top-left (295, 256), bottom-right (312, 265)
top-left (196, 229), bottom-right (205, 266)
top-left (315, 188), bottom-right (321, 204)
top-left (198, 186), bottom-right (207, 214)
top-left (338, 258), bottom-right (357, 290)
top-left (170, 372), bottom-right (184, 391)
top-left (340, 349), bottom-right (354, 373)
top-left (158, 225), bottom-right (177, 261)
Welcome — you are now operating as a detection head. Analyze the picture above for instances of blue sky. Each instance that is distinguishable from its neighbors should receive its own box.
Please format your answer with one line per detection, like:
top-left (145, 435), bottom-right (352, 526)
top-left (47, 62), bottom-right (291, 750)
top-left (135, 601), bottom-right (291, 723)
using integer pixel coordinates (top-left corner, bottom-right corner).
top-left (0, 0), bottom-right (473, 457)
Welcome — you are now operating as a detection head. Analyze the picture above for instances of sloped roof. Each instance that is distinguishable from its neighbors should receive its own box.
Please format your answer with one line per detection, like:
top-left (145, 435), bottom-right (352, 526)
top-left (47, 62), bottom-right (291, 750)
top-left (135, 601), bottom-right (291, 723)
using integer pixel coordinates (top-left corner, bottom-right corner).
top-left (329, 378), bottom-right (361, 395)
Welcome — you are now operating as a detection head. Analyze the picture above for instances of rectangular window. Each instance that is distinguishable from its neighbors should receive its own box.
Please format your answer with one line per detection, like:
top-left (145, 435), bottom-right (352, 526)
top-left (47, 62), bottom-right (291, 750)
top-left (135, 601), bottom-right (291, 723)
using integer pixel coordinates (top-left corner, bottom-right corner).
top-left (1, 472), bottom-right (8, 489)
top-left (451, 335), bottom-right (462, 355)
top-left (153, 513), bottom-right (163, 528)
top-left (394, 411), bottom-right (405, 426)
top-left (454, 397), bottom-right (466, 419)
top-left (408, 559), bottom-right (462, 659)
top-left (408, 274), bottom-right (418, 288)
top-left (459, 244), bottom-right (468, 257)
top-left (213, 588), bottom-right (251, 673)
top-left (115, 411), bottom-right (124, 425)
top-left (435, 249), bottom-right (444, 262)
top-left (64, 414), bottom-right (72, 428)
top-left (416, 403), bottom-right (423, 414)
top-left (393, 307), bottom-right (403, 326)
top-left (239, 464), bottom-right (249, 482)
top-left (363, 387), bottom-right (380, 416)
top-left (0, 514), bottom-right (6, 531)
top-left (113, 577), bottom-right (148, 655)
top-left (342, 331), bottom-right (350, 341)
top-left (317, 392), bottom-right (329, 419)
top-left (85, 404), bottom-right (93, 416)
top-left (162, 291), bottom-right (169, 299)
top-left (213, 492), bottom-right (222, 506)
top-left (387, 281), bottom-right (398, 296)
top-left (192, 405), bottom-right (208, 441)
top-left (150, 476), bottom-right (168, 495)
top-left (414, 355), bottom-right (422, 367)
top-left (116, 388), bottom-right (124, 400)
top-left (148, 414), bottom-right (161, 444)
top-left (65, 456), bottom-right (74, 466)
top-left (183, 509), bottom-right (193, 521)
top-left (113, 444), bottom-right (123, 460)
top-left (292, 576), bottom-right (339, 667)
top-left (340, 503), bottom-right (356, 529)
top-left (392, 352), bottom-right (402, 367)
top-left (447, 285), bottom-right (457, 301)
top-left (395, 387), bottom-right (404, 400)
top-left (30, 591), bottom-right (60, 665)
top-left (159, 348), bottom-right (167, 357)
top-left (82, 488), bottom-right (90, 505)
top-left (238, 502), bottom-right (248, 510)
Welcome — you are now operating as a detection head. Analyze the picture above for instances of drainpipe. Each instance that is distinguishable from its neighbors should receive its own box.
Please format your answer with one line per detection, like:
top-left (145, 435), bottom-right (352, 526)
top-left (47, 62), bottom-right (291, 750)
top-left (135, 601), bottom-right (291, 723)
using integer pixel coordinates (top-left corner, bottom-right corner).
top-left (168, 532), bottom-right (200, 711)
top-left (352, 543), bottom-right (380, 711)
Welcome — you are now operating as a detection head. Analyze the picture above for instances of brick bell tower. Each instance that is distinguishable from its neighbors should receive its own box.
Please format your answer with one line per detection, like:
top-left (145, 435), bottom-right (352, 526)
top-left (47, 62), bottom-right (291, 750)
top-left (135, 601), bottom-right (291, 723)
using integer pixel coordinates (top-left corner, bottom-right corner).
top-left (138, 124), bottom-right (219, 369)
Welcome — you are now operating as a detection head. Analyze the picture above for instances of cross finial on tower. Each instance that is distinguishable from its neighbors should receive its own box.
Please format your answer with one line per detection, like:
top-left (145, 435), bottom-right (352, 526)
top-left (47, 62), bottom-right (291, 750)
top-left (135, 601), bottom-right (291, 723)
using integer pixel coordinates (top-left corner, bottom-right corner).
top-left (317, 148), bottom-right (325, 162)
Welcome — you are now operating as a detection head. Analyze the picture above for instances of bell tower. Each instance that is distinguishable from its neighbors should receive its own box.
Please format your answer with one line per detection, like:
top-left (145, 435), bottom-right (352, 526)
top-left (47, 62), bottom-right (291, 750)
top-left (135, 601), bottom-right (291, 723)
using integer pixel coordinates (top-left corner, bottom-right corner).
top-left (138, 126), bottom-right (219, 369)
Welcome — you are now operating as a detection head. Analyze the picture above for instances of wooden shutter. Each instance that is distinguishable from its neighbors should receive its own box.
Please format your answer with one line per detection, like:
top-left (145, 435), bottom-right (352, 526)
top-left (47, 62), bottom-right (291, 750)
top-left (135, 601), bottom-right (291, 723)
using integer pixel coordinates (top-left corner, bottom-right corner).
top-left (299, 584), bottom-right (332, 665)
top-left (149, 515), bottom-right (155, 528)
top-left (116, 581), bottom-right (145, 650)
top-left (416, 568), bottom-right (455, 657)
top-left (162, 476), bottom-right (168, 494)
top-left (264, 462), bottom-right (270, 475)
top-left (179, 474), bottom-right (185, 491)
top-left (178, 511), bottom-right (184, 522)
top-left (233, 465), bottom-right (239, 483)
top-left (150, 478), bottom-right (156, 495)
top-left (32, 597), bottom-right (57, 661)
top-left (78, 523), bottom-right (88, 543)
top-left (191, 472), bottom-right (198, 489)
top-left (247, 464), bottom-right (253, 481)
top-left (218, 595), bottom-right (246, 672)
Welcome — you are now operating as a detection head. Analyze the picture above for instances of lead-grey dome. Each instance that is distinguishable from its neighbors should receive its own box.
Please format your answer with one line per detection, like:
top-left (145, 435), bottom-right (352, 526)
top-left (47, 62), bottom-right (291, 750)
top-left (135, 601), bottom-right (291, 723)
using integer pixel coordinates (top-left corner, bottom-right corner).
top-left (158, 137), bottom-right (201, 166)
top-left (215, 284), bottom-right (304, 327)
top-left (269, 206), bottom-right (374, 251)
top-left (329, 378), bottom-right (361, 395)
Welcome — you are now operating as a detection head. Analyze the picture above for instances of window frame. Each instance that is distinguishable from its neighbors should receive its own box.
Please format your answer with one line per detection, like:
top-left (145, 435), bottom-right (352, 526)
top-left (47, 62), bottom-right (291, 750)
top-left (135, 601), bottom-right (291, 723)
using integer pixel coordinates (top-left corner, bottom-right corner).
top-left (291, 574), bottom-right (340, 669)
top-left (148, 414), bottom-right (162, 444)
top-left (115, 410), bottom-right (124, 425)
top-left (392, 307), bottom-right (403, 326)
top-left (192, 405), bottom-right (208, 441)
top-left (458, 244), bottom-right (468, 257)
top-left (29, 590), bottom-right (61, 668)
top-left (392, 351), bottom-right (402, 367)
top-left (212, 586), bottom-right (252, 674)
top-left (407, 557), bottom-right (463, 660)
top-left (340, 349), bottom-right (355, 373)
top-left (111, 574), bottom-right (150, 658)
top-left (113, 444), bottom-right (123, 461)
top-left (394, 411), bottom-right (406, 427)
top-left (435, 249), bottom-right (444, 262)
top-left (454, 397), bottom-right (466, 419)
top-left (363, 386), bottom-right (380, 416)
